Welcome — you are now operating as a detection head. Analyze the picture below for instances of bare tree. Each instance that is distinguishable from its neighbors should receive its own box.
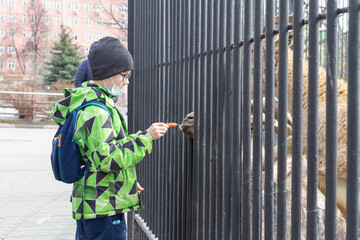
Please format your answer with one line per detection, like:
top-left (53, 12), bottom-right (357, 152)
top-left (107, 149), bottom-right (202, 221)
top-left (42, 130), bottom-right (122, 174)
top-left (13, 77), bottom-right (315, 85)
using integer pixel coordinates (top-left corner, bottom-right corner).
top-left (26, 0), bottom-right (51, 79)
top-left (95, 0), bottom-right (128, 36)
top-left (0, 20), bottom-right (26, 75)
top-left (0, 0), bottom-right (50, 79)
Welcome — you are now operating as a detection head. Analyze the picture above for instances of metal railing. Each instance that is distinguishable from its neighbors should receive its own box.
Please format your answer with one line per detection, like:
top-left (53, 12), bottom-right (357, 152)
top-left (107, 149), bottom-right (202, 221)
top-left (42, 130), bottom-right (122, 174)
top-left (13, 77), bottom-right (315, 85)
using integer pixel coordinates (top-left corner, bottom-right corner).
top-left (0, 90), bottom-right (63, 122)
top-left (127, 0), bottom-right (359, 239)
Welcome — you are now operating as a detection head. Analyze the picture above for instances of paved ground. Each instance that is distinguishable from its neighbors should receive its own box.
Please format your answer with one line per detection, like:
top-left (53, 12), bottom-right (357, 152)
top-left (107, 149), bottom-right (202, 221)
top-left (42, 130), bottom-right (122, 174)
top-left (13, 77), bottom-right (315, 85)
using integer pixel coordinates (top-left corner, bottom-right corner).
top-left (0, 127), bottom-right (75, 240)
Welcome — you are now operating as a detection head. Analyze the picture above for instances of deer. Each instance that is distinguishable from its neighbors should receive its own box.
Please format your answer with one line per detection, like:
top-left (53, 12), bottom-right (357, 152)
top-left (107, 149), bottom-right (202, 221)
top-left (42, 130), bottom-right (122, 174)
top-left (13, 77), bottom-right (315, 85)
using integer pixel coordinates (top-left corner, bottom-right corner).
top-left (262, 16), bottom-right (355, 225)
top-left (179, 109), bottom-right (346, 239)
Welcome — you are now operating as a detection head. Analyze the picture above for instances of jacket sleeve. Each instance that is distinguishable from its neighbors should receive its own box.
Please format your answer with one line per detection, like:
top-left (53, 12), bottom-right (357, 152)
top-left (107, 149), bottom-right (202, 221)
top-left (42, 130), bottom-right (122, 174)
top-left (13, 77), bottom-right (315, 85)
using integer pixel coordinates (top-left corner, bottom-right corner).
top-left (74, 106), bottom-right (154, 172)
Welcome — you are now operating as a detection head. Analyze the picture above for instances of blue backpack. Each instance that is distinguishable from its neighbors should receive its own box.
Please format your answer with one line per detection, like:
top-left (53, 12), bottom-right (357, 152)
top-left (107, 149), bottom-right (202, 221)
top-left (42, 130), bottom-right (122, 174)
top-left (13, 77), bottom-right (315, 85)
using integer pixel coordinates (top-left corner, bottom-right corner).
top-left (51, 100), bottom-right (111, 183)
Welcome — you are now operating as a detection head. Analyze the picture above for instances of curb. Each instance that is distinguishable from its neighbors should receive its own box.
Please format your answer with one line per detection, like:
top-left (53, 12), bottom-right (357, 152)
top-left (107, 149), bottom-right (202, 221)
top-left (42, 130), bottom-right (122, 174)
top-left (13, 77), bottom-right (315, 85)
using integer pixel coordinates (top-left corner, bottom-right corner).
top-left (0, 123), bottom-right (58, 129)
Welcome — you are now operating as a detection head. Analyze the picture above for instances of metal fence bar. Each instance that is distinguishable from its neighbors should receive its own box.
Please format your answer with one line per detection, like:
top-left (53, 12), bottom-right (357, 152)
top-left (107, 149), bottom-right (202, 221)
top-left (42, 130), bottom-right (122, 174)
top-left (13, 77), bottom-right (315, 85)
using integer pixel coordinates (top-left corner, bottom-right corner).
top-left (242, 0), bottom-right (252, 238)
top-left (174, 0), bottom-right (181, 239)
top-left (264, 0), bottom-right (275, 238)
top-left (205, 0), bottom-right (214, 239)
top-left (198, 0), bottom-right (208, 239)
top-left (159, 0), bottom-right (165, 237)
top-left (127, 0), bottom-right (135, 236)
top-left (252, 0), bottom-right (263, 239)
top-left (150, 0), bottom-right (156, 235)
top-left (211, 0), bottom-right (220, 238)
top-left (185, 0), bottom-right (195, 239)
top-left (192, 0), bottom-right (201, 236)
top-left (346, 0), bottom-right (360, 238)
top-left (224, 0), bottom-right (234, 239)
top-left (179, 0), bottom-right (187, 239)
top-left (291, 0), bottom-right (304, 238)
top-left (168, 0), bottom-right (174, 238)
top-left (0, 91), bottom-right (62, 96)
top-left (232, 0), bottom-right (242, 239)
top-left (217, 0), bottom-right (227, 238)
top-left (306, 0), bottom-right (320, 239)
top-left (277, 0), bottom-right (289, 239)
top-left (325, 0), bottom-right (338, 238)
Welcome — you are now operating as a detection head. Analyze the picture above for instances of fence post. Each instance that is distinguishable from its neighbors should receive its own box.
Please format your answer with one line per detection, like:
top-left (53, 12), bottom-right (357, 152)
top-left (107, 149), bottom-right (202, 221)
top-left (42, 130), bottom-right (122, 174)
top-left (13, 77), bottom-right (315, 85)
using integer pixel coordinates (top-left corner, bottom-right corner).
top-left (325, 0), bottom-right (338, 239)
top-left (346, 0), bottom-right (360, 238)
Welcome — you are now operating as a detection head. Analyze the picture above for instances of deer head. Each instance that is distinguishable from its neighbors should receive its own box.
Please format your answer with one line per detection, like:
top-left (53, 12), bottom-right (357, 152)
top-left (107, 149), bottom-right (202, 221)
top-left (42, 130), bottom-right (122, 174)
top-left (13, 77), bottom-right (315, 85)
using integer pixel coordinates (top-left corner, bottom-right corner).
top-left (179, 112), bottom-right (194, 138)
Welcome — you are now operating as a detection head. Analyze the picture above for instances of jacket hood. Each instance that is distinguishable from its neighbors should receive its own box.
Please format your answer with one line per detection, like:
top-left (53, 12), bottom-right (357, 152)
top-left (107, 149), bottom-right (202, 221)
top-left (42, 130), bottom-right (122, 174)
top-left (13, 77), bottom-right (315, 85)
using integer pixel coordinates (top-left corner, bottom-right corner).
top-left (51, 82), bottom-right (115, 125)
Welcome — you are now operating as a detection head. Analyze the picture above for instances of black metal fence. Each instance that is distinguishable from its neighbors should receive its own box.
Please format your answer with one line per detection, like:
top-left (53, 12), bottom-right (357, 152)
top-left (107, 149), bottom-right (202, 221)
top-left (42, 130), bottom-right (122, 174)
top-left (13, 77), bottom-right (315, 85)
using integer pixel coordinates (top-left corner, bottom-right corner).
top-left (127, 0), bottom-right (359, 239)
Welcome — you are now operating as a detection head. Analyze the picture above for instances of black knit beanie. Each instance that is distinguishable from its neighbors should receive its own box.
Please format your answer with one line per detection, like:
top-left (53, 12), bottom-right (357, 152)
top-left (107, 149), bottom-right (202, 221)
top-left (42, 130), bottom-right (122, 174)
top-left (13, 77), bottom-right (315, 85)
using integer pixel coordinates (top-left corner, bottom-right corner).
top-left (88, 36), bottom-right (133, 80)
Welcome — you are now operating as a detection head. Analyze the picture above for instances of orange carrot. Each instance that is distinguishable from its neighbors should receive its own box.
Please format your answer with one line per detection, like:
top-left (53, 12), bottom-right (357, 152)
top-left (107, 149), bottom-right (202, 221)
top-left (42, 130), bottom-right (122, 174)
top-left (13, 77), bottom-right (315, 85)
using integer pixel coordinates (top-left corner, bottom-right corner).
top-left (165, 123), bottom-right (178, 128)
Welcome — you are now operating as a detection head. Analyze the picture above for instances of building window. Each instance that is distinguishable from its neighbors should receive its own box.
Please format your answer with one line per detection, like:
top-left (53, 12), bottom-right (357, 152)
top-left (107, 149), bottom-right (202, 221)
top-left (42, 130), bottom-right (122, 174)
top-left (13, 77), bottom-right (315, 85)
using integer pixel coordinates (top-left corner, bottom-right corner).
top-left (43, 16), bottom-right (49, 24)
top-left (96, 33), bottom-right (102, 41)
top-left (96, 19), bottom-right (102, 27)
top-left (118, 5), bottom-right (127, 13)
top-left (109, 4), bottom-right (113, 13)
top-left (0, 0), bottom-right (3, 6)
top-left (54, 31), bottom-right (59, 40)
top-left (74, 17), bottom-right (78, 26)
top-left (30, 0), bottom-right (34, 7)
top-left (0, 45), bottom-right (4, 54)
top-left (30, 15), bottom-right (34, 24)
top-left (67, 17), bottom-right (71, 26)
top-left (8, 13), bottom-right (15, 22)
top-left (67, 1), bottom-right (71, 10)
top-left (109, 19), bottom-right (113, 27)
top-left (119, 35), bottom-right (127, 43)
top-left (0, 29), bottom-right (3, 38)
top-left (43, 30), bottom-right (49, 39)
top-left (74, 32), bottom-right (78, 40)
top-left (42, 0), bottom-right (49, 9)
top-left (8, 0), bottom-right (15, 6)
top-left (8, 29), bottom-right (15, 38)
top-left (23, 61), bottom-right (26, 70)
top-left (23, 14), bottom-right (27, 23)
top-left (53, 16), bottom-right (60, 25)
top-left (8, 45), bottom-right (15, 55)
top-left (54, 1), bottom-right (60, 9)
top-left (23, 0), bottom-right (27, 6)
top-left (85, 18), bottom-right (92, 26)
top-left (23, 30), bottom-right (27, 38)
top-left (30, 30), bottom-right (34, 39)
top-left (95, 3), bottom-right (102, 14)
top-left (0, 13), bottom-right (3, 22)
top-left (0, 60), bottom-right (3, 69)
top-left (85, 33), bottom-right (91, 41)
top-left (22, 45), bottom-right (27, 53)
top-left (74, 2), bottom-right (79, 11)
top-left (8, 60), bottom-right (15, 71)
top-left (85, 2), bottom-right (91, 11)
top-left (117, 20), bottom-right (127, 29)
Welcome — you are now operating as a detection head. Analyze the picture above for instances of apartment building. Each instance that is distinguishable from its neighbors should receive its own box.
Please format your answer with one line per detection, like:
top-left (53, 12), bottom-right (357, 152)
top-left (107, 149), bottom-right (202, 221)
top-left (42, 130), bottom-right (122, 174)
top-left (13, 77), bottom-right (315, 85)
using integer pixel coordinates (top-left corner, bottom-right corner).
top-left (0, 0), bottom-right (128, 82)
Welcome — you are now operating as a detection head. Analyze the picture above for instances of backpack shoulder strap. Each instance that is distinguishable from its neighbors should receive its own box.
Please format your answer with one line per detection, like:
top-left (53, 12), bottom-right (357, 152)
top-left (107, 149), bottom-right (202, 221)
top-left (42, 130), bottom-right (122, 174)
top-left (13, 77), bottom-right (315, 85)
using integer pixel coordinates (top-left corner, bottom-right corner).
top-left (71, 100), bottom-right (112, 151)
top-left (75, 100), bottom-right (112, 118)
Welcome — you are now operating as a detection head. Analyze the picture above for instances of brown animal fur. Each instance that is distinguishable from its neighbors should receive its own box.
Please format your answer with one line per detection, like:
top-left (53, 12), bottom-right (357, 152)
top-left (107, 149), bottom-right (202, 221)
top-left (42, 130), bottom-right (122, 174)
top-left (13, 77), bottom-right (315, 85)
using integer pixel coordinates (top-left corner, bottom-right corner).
top-left (268, 21), bottom-right (353, 223)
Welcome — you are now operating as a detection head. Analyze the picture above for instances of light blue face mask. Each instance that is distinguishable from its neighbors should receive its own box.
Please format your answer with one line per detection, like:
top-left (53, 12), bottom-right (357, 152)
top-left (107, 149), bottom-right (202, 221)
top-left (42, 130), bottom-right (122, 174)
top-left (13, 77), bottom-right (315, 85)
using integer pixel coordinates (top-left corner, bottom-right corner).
top-left (103, 78), bottom-right (126, 96)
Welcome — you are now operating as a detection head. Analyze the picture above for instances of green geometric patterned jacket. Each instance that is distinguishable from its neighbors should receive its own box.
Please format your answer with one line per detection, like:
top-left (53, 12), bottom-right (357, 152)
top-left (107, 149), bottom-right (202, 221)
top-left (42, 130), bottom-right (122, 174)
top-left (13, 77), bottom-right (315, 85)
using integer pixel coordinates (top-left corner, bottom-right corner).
top-left (51, 82), bottom-right (153, 220)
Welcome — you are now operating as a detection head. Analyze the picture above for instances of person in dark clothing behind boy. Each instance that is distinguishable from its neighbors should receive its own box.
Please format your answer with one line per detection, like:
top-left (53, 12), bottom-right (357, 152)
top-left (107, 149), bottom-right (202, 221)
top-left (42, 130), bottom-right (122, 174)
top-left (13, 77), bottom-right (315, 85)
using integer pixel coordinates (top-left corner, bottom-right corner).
top-left (74, 58), bottom-right (92, 87)
top-left (51, 36), bottom-right (169, 240)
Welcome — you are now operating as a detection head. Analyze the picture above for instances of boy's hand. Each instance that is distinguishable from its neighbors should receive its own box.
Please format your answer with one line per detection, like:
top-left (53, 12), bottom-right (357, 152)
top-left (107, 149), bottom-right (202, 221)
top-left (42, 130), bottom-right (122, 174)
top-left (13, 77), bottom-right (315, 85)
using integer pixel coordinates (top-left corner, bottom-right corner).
top-left (146, 122), bottom-right (169, 140)
top-left (137, 182), bottom-right (144, 193)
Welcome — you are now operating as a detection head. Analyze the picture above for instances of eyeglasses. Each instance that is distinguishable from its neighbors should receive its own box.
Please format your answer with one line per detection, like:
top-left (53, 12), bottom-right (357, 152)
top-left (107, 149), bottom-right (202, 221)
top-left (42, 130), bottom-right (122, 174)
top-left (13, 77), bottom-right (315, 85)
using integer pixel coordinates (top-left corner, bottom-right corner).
top-left (120, 71), bottom-right (132, 84)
